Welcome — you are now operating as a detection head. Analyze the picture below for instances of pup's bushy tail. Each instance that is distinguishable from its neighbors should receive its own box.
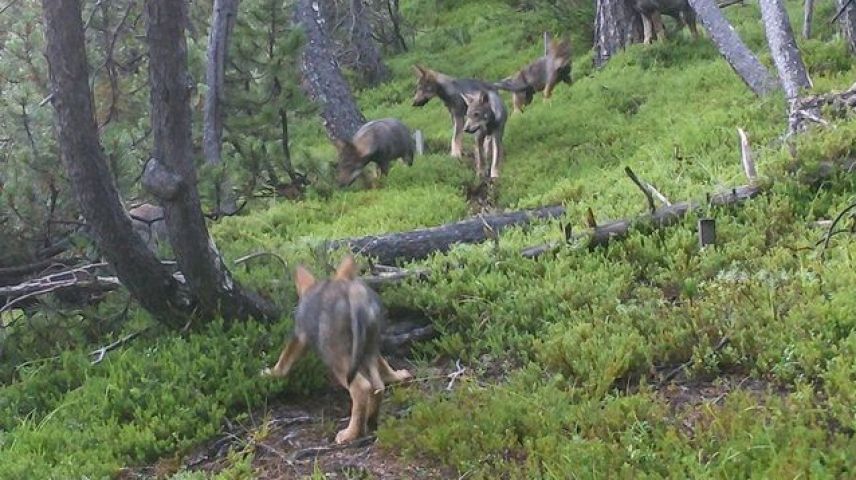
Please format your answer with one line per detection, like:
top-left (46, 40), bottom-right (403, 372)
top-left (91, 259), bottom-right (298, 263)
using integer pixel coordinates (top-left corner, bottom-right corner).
top-left (346, 299), bottom-right (369, 385)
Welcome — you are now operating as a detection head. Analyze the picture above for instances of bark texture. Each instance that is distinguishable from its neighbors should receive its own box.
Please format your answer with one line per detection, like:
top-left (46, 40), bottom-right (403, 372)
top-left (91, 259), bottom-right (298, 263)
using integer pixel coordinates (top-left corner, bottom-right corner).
top-left (348, 0), bottom-right (390, 86)
top-left (837, 0), bottom-right (856, 54)
top-left (760, 0), bottom-right (812, 98)
top-left (203, 0), bottom-right (240, 214)
top-left (803, 0), bottom-right (814, 38)
top-left (146, 0), bottom-right (277, 321)
top-left (328, 205), bottom-right (568, 265)
top-left (294, 0), bottom-right (366, 140)
top-left (689, 0), bottom-right (779, 95)
top-left (593, 0), bottom-right (643, 68)
top-left (759, 0), bottom-right (813, 132)
top-left (42, 0), bottom-right (191, 328)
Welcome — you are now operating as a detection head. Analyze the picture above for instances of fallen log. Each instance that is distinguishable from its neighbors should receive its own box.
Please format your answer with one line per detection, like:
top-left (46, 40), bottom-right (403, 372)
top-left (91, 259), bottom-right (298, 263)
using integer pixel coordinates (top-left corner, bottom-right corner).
top-left (522, 130), bottom-right (763, 258)
top-left (327, 205), bottom-right (568, 265)
top-left (0, 263), bottom-right (122, 314)
top-left (524, 194), bottom-right (763, 258)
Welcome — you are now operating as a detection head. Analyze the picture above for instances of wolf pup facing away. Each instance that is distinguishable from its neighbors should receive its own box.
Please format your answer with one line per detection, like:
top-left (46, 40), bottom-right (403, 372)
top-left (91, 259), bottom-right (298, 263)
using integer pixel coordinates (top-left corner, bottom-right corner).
top-left (335, 118), bottom-right (415, 187)
top-left (262, 256), bottom-right (412, 444)
top-left (411, 65), bottom-right (497, 158)
top-left (462, 90), bottom-right (508, 179)
top-left (494, 38), bottom-right (572, 113)
top-left (630, 0), bottom-right (698, 44)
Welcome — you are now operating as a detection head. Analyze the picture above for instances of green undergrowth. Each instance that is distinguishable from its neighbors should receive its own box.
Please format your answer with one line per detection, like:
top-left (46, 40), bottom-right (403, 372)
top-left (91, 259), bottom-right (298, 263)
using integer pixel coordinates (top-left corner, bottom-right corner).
top-left (3, 0), bottom-right (856, 477)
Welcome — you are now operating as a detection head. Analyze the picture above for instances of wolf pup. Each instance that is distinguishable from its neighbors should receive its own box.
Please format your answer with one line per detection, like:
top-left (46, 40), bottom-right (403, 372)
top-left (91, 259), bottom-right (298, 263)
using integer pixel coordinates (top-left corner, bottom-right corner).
top-left (262, 256), bottom-right (412, 444)
top-left (411, 65), bottom-right (497, 158)
top-left (335, 118), bottom-right (415, 187)
top-left (631, 0), bottom-right (698, 44)
top-left (494, 38), bottom-right (572, 113)
top-left (461, 90), bottom-right (508, 180)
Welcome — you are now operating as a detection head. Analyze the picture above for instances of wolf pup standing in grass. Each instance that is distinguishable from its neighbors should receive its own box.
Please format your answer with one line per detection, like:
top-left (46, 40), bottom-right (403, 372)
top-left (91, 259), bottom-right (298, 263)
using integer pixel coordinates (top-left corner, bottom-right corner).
top-left (335, 118), bottom-right (415, 187)
top-left (494, 38), bottom-right (573, 113)
top-left (411, 65), bottom-right (499, 158)
top-left (262, 256), bottom-right (412, 444)
top-left (462, 90), bottom-right (508, 180)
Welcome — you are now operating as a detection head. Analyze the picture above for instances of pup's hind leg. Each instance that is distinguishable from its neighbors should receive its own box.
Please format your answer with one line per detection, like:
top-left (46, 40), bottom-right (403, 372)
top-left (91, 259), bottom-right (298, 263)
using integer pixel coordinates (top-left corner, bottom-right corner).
top-left (366, 388), bottom-right (383, 431)
top-left (336, 373), bottom-right (373, 444)
top-left (378, 356), bottom-right (412, 383)
top-left (261, 336), bottom-right (306, 378)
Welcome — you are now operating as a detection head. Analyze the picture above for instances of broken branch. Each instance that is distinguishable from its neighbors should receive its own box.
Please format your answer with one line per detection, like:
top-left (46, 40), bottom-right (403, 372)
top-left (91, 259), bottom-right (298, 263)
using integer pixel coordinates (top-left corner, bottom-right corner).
top-left (625, 166), bottom-right (657, 214)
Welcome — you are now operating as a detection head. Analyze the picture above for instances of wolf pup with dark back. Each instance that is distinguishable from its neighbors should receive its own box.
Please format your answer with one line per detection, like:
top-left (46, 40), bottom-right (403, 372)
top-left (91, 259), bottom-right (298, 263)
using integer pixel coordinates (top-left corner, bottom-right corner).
top-left (494, 38), bottom-right (572, 113)
top-left (262, 256), bottom-right (412, 444)
top-left (335, 118), bottom-right (415, 187)
top-left (411, 65), bottom-right (498, 158)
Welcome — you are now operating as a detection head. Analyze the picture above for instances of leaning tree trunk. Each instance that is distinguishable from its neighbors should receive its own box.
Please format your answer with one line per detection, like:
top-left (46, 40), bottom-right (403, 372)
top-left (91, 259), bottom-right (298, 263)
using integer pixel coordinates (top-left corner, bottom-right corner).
top-left (145, 0), bottom-right (277, 322)
top-left (42, 0), bottom-right (191, 329)
top-left (348, 0), bottom-right (390, 86)
top-left (759, 0), bottom-right (814, 132)
top-left (837, 0), bottom-right (856, 54)
top-left (803, 0), bottom-right (814, 38)
top-left (593, 0), bottom-right (642, 68)
top-left (689, 0), bottom-right (779, 96)
top-left (294, 0), bottom-right (366, 140)
top-left (203, 0), bottom-right (240, 216)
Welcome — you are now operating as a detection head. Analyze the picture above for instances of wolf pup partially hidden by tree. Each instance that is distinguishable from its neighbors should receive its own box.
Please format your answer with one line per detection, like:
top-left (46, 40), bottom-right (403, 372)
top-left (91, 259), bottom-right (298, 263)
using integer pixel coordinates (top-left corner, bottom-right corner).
top-left (262, 256), bottom-right (412, 444)
top-left (335, 118), bottom-right (415, 187)
top-left (494, 38), bottom-right (573, 112)
top-left (411, 65), bottom-right (498, 158)
top-left (630, 0), bottom-right (698, 44)
top-left (462, 90), bottom-right (508, 179)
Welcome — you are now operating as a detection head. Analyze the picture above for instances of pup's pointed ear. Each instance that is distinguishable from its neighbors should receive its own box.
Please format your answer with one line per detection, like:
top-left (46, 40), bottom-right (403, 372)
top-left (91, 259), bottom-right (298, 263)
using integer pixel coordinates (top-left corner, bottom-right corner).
top-left (294, 265), bottom-right (316, 297)
top-left (413, 64), bottom-right (426, 77)
top-left (333, 138), bottom-right (348, 151)
top-left (478, 90), bottom-right (489, 104)
top-left (334, 255), bottom-right (358, 280)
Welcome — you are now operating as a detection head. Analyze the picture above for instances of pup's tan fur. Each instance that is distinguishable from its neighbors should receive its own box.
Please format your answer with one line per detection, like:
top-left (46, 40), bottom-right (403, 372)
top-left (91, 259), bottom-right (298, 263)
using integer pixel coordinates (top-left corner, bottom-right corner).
top-left (262, 256), bottom-right (412, 444)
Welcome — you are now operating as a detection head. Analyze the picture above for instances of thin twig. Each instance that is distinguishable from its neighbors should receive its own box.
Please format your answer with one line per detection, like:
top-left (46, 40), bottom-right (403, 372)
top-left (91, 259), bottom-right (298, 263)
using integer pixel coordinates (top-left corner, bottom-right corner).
top-left (90, 328), bottom-right (148, 364)
top-left (821, 201), bottom-right (856, 257)
top-left (234, 251), bottom-right (288, 274)
top-left (446, 359), bottom-right (466, 390)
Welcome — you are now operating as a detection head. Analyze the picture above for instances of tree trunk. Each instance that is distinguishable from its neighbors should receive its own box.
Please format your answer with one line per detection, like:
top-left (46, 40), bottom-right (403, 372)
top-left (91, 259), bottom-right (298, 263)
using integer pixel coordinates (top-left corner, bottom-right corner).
top-left (593, 0), bottom-right (643, 68)
top-left (42, 0), bottom-right (191, 329)
top-left (803, 0), bottom-right (814, 38)
top-left (145, 0), bottom-right (277, 322)
top-left (348, 0), bottom-right (390, 86)
top-left (328, 205), bottom-right (568, 265)
top-left (759, 0), bottom-right (814, 132)
top-left (689, 0), bottom-right (779, 95)
top-left (837, 0), bottom-right (856, 54)
top-left (294, 0), bottom-right (366, 140)
top-left (203, 0), bottom-right (240, 215)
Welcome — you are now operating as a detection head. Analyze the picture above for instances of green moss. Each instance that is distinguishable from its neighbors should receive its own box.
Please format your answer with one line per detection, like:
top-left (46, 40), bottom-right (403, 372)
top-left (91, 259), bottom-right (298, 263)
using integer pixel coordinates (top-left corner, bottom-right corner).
top-left (4, 0), bottom-right (856, 477)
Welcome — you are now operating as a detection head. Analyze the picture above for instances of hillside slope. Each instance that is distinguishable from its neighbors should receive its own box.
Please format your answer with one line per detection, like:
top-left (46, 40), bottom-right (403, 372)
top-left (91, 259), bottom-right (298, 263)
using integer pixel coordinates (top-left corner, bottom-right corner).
top-left (2, 1), bottom-right (856, 478)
